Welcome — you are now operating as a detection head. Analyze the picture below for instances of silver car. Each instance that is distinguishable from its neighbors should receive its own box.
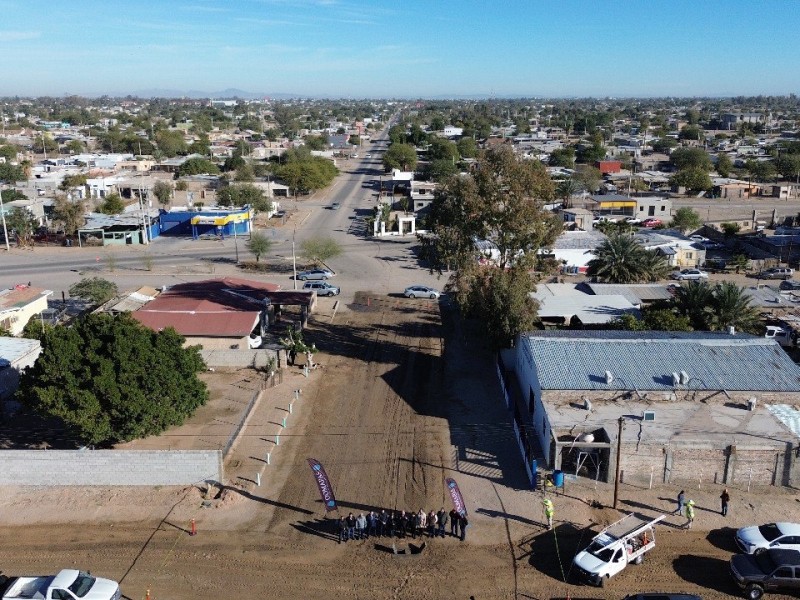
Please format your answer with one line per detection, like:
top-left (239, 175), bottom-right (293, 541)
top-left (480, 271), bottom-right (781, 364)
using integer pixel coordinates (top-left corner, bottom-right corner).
top-left (404, 285), bottom-right (441, 299)
top-left (297, 268), bottom-right (334, 281)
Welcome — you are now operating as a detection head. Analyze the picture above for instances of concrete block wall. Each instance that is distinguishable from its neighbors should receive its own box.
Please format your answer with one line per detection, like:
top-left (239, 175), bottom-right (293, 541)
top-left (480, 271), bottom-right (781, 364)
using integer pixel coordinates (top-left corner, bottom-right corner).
top-left (0, 450), bottom-right (223, 486)
top-left (620, 444), bottom-right (665, 486)
top-left (200, 348), bottom-right (278, 369)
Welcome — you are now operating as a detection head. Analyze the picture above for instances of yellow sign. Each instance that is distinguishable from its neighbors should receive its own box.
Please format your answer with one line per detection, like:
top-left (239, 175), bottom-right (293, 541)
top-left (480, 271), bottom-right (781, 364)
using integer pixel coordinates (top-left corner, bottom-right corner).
top-left (597, 201), bottom-right (636, 208)
top-left (190, 211), bottom-right (252, 226)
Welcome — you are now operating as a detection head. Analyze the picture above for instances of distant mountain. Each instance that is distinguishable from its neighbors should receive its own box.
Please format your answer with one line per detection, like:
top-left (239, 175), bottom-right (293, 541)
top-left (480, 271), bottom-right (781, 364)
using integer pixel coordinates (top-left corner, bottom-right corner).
top-left (131, 87), bottom-right (301, 100)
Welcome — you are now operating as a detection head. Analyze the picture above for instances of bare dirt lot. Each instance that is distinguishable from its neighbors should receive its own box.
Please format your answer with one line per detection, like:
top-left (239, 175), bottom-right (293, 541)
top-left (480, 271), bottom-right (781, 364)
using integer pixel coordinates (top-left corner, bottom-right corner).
top-left (0, 297), bottom-right (798, 600)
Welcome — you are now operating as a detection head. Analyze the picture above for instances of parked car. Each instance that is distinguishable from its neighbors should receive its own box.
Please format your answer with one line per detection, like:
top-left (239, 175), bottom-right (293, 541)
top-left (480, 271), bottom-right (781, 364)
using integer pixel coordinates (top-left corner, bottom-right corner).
top-left (760, 268), bottom-right (794, 280)
top-left (297, 268), bottom-right (335, 281)
top-left (671, 269), bottom-right (709, 281)
top-left (689, 235), bottom-right (708, 243)
top-left (330, 202), bottom-right (341, 210)
top-left (625, 217), bottom-right (642, 224)
top-left (404, 285), bottom-right (441, 299)
top-left (779, 280), bottom-right (800, 291)
top-left (736, 523), bottom-right (800, 555)
top-left (0, 569), bottom-right (121, 600)
top-left (303, 281), bottom-right (340, 296)
top-left (365, 153), bottom-right (372, 158)
top-left (641, 218), bottom-right (662, 227)
top-left (730, 548), bottom-right (800, 599)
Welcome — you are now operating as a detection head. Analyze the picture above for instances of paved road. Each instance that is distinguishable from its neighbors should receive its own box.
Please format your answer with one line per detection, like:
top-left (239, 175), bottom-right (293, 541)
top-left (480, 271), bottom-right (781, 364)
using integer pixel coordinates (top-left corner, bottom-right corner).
top-left (0, 124), bottom-right (447, 303)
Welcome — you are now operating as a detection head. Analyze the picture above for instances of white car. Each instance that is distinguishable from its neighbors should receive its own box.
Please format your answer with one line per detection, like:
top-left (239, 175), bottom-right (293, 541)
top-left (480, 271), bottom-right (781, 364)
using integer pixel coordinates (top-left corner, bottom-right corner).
top-left (625, 217), bottom-right (642, 224)
top-left (736, 523), bottom-right (800, 554)
top-left (297, 268), bottom-right (335, 281)
top-left (671, 269), bottom-right (709, 281)
top-left (404, 285), bottom-right (441, 299)
top-left (689, 235), bottom-right (708, 243)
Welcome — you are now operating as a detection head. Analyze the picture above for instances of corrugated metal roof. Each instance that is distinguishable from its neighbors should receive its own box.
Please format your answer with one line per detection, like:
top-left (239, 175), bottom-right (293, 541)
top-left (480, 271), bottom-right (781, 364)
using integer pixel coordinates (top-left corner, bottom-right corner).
top-left (583, 283), bottom-right (675, 304)
top-left (533, 285), bottom-right (639, 324)
top-left (521, 331), bottom-right (800, 392)
top-left (0, 336), bottom-right (41, 365)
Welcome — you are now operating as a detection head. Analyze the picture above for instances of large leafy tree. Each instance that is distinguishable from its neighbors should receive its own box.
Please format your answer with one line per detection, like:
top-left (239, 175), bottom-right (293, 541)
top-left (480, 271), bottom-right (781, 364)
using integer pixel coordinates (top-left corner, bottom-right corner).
top-left (671, 147), bottom-right (713, 171)
top-left (670, 207), bottom-right (702, 233)
top-left (178, 157), bottom-right (220, 176)
top-left (98, 193), bottom-right (125, 215)
top-left (17, 314), bottom-right (208, 446)
top-left (586, 234), bottom-right (670, 283)
top-left (383, 143), bottom-right (417, 172)
top-left (69, 277), bottom-right (118, 305)
top-left (425, 146), bottom-right (559, 348)
top-left (5, 207), bottom-right (37, 246)
top-left (670, 168), bottom-right (713, 192)
top-left (152, 180), bottom-right (173, 207)
top-left (52, 195), bottom-right (85, 235)
top-left (674, 281), bottom-right (715, 330)
top-left (300, 236), bottom-right (342, 265)
top-left (218, 183), bottom-right (270, 211)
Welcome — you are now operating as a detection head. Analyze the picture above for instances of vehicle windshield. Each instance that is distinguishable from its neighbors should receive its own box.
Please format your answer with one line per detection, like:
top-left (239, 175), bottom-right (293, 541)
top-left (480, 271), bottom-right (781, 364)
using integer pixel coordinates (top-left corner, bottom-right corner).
top-left (754, 552), bottom-right (778, 573)
top-left (758, 523), bottom-right (782, 542)
top-left (68, 573), bottom-right (96, 598)
top-left (587, 542), bottom-right (614, 562)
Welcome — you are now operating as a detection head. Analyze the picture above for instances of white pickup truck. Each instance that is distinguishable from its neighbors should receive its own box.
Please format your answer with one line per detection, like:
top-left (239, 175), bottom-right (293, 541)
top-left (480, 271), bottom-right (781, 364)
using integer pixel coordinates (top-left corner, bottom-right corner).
top-left (572, 513), bottom-right (665, 587)
top-left (0, 569), bottom-right (120, 600)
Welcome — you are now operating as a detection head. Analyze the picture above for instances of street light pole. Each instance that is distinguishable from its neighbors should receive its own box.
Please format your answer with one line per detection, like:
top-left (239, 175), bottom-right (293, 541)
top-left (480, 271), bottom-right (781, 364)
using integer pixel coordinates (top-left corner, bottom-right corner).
top-left (613, 416), bottom-right (624, 509)
top-left (233, 223), bottom-right (239, 264)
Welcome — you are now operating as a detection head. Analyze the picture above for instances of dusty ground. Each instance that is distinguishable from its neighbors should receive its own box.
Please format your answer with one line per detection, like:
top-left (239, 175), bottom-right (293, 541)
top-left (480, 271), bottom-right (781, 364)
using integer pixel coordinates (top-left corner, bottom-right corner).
top-left (1, 298), bottom-right (799, 600)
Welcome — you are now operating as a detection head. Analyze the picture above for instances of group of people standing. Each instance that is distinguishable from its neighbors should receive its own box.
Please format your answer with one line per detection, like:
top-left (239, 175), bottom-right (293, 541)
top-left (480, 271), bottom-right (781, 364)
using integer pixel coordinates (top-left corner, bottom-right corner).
top-left (674, 488), bottom-right (730, 530)
top-left (338, 508), bottom-right (469, 543)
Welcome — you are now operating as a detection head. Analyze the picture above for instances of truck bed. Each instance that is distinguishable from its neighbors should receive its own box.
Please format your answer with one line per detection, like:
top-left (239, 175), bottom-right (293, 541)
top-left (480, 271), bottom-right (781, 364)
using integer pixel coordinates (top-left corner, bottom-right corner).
top-left (594, 513), bottom-right (664, 545)
top-left (3, 576), bottom-right (53, 600)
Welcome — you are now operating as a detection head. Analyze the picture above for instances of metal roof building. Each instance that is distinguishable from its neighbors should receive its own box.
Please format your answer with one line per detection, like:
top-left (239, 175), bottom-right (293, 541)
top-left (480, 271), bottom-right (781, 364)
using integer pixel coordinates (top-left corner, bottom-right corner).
top-left (498, 330), bottom-right (800, 490)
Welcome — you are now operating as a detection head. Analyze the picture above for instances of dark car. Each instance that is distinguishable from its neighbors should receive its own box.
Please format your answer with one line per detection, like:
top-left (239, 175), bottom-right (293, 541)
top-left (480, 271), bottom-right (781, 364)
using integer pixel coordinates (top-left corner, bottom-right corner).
top-left (780, 280), bottom-right (800, 291)
top-left (730, 548), bottom-right (800, 599)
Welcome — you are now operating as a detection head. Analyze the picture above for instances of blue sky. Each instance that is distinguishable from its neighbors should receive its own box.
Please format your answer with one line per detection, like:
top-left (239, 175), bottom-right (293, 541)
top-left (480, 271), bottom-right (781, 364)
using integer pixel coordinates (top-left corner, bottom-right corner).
top-left (1, 0), bottom-right (798, 98)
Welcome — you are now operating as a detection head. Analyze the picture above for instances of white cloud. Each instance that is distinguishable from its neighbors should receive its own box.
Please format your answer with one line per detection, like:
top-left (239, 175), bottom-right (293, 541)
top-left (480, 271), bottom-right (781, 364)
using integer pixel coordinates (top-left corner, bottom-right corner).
top-left (0, 30), bottom-right (40, 42)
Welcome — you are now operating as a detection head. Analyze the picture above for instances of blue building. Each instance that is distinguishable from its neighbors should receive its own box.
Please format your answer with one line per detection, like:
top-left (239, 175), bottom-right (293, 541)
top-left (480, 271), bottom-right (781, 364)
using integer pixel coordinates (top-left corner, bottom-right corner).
top-left (159, 206), bottom-right (253, 239)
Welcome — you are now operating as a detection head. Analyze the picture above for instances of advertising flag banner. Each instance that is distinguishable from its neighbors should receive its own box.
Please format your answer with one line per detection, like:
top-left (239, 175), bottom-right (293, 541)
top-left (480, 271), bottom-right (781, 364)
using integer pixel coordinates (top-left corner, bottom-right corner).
top-left (445, 477), bottom-right (467, 516)
top-left (307, 458), bottom-right (337, 512)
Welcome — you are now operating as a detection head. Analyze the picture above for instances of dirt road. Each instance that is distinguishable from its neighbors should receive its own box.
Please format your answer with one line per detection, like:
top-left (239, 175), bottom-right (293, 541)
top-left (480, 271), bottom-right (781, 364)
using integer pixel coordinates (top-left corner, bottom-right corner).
top-left (0, 298), bottom-right (793, 599)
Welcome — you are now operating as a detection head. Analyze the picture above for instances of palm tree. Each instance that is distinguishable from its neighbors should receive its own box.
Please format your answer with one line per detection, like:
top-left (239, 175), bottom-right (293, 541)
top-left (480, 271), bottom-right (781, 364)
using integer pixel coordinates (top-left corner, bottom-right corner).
top-left (712, 281), bottom-right (759, 333)
top-left (586, 234), bottom-right (670, 283)
top-left (556, 178), bottom-right (583, 209)
top-left (674, 280), bottom-right (714, 330)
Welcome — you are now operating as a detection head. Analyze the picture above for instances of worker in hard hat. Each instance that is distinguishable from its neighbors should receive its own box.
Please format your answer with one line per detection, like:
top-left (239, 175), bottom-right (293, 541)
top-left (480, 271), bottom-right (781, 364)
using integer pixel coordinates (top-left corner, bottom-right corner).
top-left (685, 500), bottom-right (695, 530)
top-left (542, 498), bottom-right (554, 530)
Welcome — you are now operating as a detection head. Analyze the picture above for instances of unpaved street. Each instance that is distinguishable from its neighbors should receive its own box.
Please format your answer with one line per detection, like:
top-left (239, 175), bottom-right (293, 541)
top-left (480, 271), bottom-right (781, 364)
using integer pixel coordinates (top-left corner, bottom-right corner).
top-left (0, 299), bottom-right (797, 600)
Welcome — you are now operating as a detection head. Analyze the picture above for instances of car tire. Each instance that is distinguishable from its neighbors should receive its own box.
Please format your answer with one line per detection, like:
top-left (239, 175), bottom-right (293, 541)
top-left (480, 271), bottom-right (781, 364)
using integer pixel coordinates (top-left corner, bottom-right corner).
top-left (300, 275), bottom-right (307, 281)
top-left (746, 584), bottom-right (764, 600)
top-left (753, 547), bottom-right (766, 555)
top-left (429, 293), bottom-right (436, 299)
top-left (409, 293), bottom-right (416, 299)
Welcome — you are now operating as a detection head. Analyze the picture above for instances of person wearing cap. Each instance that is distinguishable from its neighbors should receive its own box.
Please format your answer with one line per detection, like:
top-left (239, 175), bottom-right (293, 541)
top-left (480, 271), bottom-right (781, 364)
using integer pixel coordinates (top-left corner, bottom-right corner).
top-left (542, 498), bottom-right (554, 530)
top-left (720, 488), bottom-right (730, 516)
top-left (685, 500), bottom-right (695, 529)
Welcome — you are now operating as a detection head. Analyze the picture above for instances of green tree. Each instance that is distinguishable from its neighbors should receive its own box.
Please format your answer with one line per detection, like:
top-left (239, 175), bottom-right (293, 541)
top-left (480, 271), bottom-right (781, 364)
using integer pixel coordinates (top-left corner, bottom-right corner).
top-left (614, 307), bottom-right (692, 331)
top-left (712, 281), bottom-right (759, 333)
top-left (730, 253), bottom-right (750, 274)
top-left (178, 157), bottom-right (220, 176)
top-left (348, 135), bottom-right (361, 146)
top-left (383, 143), bottom-right (417, 172)
top-left (187, 134), bottom-right (211, 156)
top-left (98, 193), bottom-right (125, 215)
top-left (671, 147), bottom-right (713, 171)
top-left (17, 313), bottom-right (208, 446)
top-left (5, 207), bottom-right (37, 246)
top-left (716, 153), bottom-right (733, 177)
top-left (776, 154), bottom-right (800, 183)
top-left (427, 159), bottom-right (458, 182)
top-left (33, 133), bottom-right (59, 154)
top-left (721, 222), bottom-right (740, 238)
top-left (745, 159), bottom-right (776, 183)
top-left (65, 139), bottom-right (84, 154)
top-left (651, 138), bottom-right (678, 153)
top-left (246, 231), bottom-right (272, 263)
top-left (670, 207), bottom-right (702, 233)
top-left (0, 162), bottom-right (25, 184)
top-left (154, 129), bottom-right (188, 157)
top-left (152, 180), bottom-right (173, 207)
top-left (69, 277), bottom-right (118, 305)
top-left (59, 173), bottom-right (88, 192)
top-left (678, 125), bottom-right (704, 141)
top-left (456, 137), bottom-right (478, 159)
top-left (548, 147), bottom-right (575, 168)
top-left (670, 168), bottom-right (713, 192)
top-left (586, 234), bottom-right (670, 283)
top-left (573, 166), bottom-right (602, 193)
top-left (427, 138), bottom-right (458, 162)
top-left (0, 144), bottom-right (20, 161)
top-left (674, 280), bottom-right (714, 330)
top-left (52, 195), bottom-right (85, 235)
top-left (234, 162), bottom-right (255, 182)
top-left (464, 266), bottom-right (541, 349)
top-left (217, 183), bottom-right (270, 211)
top-left (304, 135), bottom-right (328, 151)
top-left (556, 178), bottom-right (583, 209)
top-left (576, 143), bottom-right (606, 164)
top-left (300, 236), bottom-right (342, 265)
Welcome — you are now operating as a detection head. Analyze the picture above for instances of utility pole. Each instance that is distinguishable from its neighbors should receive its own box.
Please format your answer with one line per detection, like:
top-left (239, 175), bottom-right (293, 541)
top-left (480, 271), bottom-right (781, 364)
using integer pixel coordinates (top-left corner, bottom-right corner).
top-left (233, 222), bottom-right (239, 264)
top-left (292, 228), bottom-right (298, 290)
top-left (0, 182), bottom-right (9, 251)
top-left (613, 416), bottom-right (624, 509)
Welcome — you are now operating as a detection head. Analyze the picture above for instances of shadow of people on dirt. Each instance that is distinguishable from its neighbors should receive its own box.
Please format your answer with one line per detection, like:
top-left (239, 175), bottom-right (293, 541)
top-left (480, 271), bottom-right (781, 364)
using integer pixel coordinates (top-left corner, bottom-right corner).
top-left (291, 519), bottom-right (338, 542)
top-left (476, 507), bottom-right (541, 528)
top-left (673, 554), bottom-right (739, 595)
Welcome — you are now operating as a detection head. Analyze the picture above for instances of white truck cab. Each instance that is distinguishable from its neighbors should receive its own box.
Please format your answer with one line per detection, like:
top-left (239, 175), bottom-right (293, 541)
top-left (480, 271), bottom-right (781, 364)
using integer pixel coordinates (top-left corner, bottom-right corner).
top-left (573, 513), bottom-right (665, 587)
